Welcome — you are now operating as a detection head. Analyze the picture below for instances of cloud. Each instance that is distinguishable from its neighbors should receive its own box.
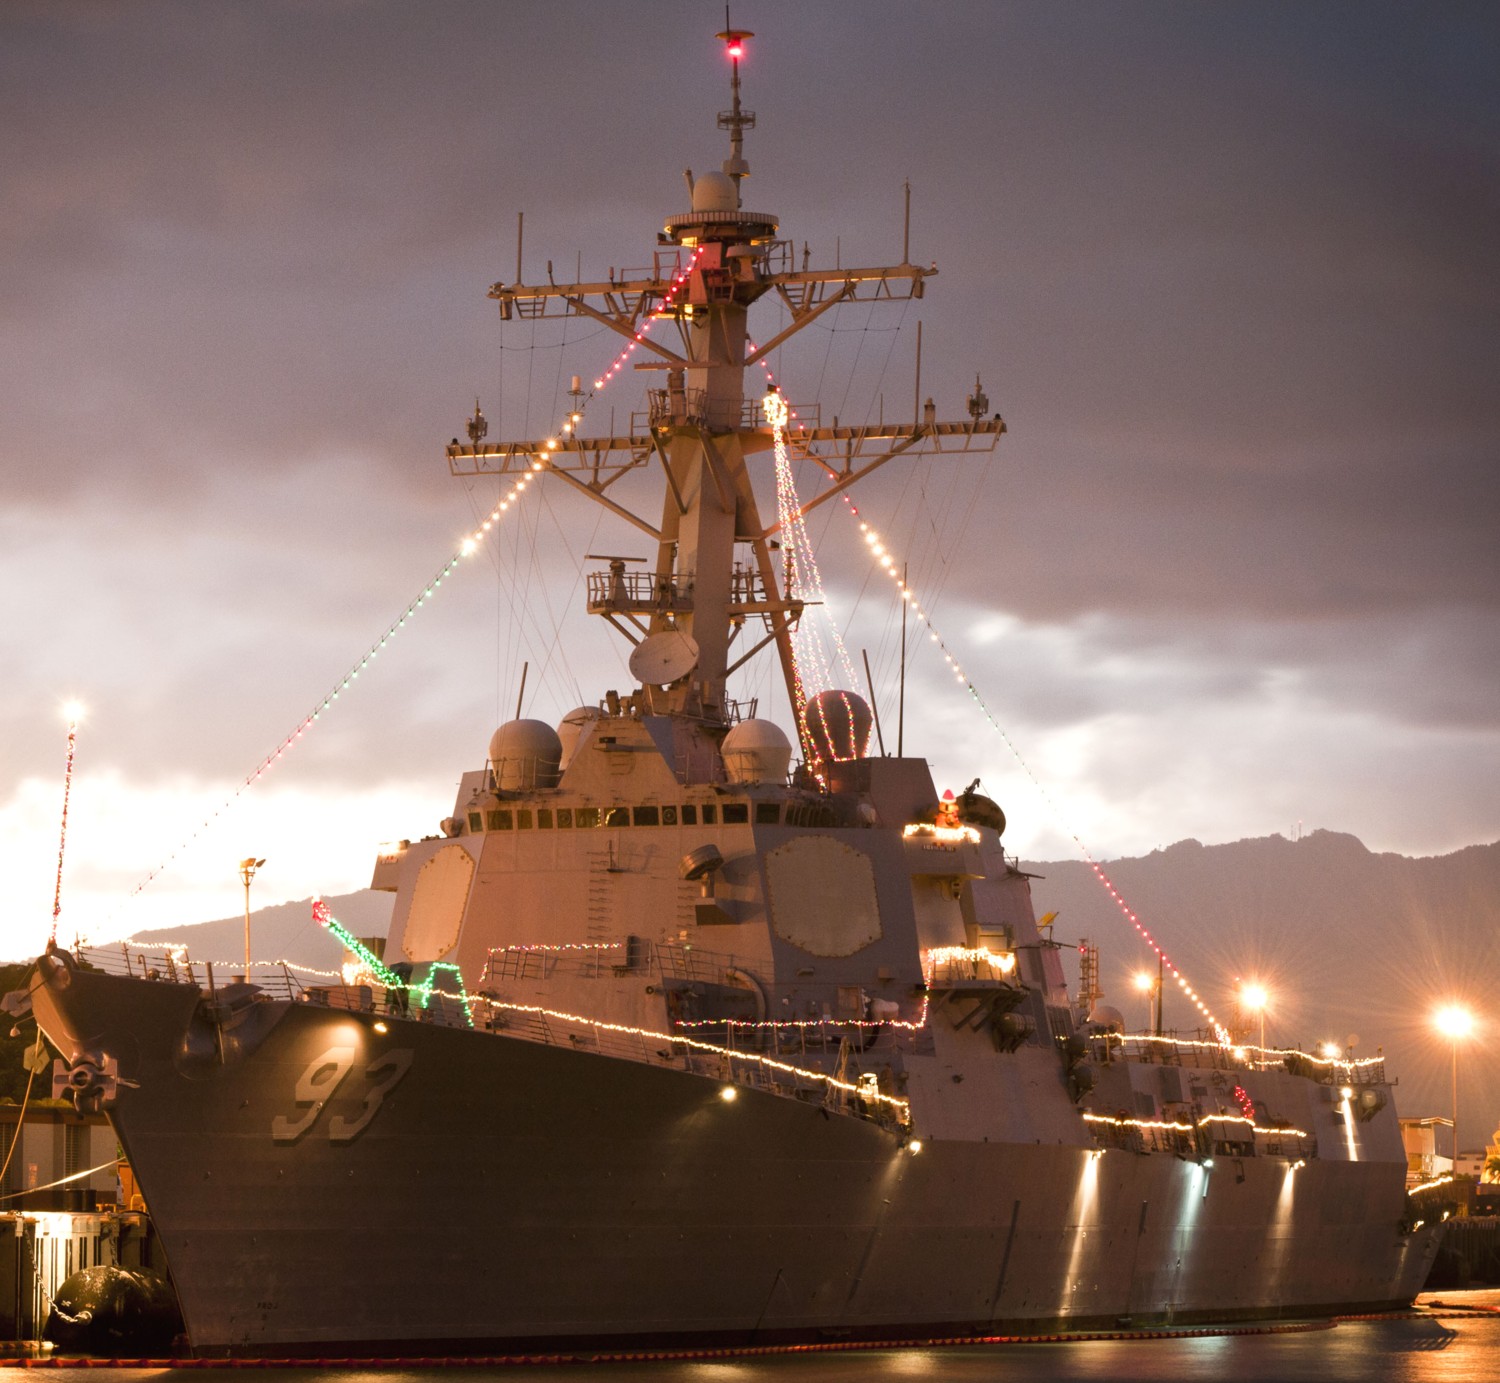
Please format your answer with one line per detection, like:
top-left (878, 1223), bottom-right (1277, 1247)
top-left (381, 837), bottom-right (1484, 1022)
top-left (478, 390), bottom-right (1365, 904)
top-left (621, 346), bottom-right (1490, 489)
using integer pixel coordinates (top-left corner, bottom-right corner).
top-left (3, 0), bottom-right (1497, 941)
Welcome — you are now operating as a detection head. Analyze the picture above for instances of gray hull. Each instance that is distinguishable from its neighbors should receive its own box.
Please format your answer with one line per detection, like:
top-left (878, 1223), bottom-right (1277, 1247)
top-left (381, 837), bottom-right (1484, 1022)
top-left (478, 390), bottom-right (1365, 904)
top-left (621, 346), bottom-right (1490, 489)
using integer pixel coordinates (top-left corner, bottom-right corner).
top-left (31, 963), bottom-right (1435, 1356)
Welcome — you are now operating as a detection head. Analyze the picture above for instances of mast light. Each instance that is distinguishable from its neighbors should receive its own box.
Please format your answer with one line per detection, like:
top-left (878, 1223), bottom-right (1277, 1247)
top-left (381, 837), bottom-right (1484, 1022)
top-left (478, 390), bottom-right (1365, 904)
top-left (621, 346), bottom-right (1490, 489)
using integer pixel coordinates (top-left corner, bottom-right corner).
top-left (718, 29), bottom-right (752, 59)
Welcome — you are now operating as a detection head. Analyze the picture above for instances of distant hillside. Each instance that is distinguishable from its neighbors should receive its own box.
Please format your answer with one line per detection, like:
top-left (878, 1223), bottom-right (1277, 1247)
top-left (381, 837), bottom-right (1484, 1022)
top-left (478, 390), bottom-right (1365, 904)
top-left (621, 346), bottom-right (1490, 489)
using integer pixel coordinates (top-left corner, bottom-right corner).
top-left (1027, 831), bottom-right (1500, 1149)
top-left (129, 890), bottom-right (395, 973)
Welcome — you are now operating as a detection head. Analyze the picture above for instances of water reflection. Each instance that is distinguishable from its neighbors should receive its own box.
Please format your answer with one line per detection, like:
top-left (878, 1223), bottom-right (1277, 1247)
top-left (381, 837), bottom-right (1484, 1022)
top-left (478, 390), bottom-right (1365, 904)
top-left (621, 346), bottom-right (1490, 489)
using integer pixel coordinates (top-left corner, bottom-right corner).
top-left (27, 1294), bottom-right (1500, 1383)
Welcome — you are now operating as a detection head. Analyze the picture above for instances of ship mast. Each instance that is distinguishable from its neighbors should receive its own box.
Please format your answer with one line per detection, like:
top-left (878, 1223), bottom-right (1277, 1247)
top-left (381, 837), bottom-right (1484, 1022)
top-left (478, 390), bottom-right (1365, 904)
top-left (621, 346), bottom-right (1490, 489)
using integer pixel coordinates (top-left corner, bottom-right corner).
top-left (448, 30), bottom-right (1004, 747)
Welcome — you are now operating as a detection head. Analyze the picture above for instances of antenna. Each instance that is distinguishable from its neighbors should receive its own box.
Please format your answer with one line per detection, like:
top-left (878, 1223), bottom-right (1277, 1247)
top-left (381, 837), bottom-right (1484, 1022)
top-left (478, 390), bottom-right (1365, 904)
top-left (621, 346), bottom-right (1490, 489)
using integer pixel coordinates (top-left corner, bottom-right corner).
top-left (862, 649), bottom-right (887, 756)
top-left (716, 23), bottom-right (756, 189)
top-left (913, 321), bottom-right (922, 424)
top-left (898, 564), bottom-right (907, 756)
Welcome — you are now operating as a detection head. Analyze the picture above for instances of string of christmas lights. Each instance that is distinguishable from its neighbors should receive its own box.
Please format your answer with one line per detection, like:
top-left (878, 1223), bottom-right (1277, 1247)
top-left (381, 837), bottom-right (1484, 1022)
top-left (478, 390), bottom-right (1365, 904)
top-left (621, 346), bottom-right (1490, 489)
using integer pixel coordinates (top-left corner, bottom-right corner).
top-left (316, 900), bottom-right (474, 1026)
top-left (923, 945), bottom-right (1018, 973)
top-left (122, 470), bottom-right (536, 907)
top-left (1107, 1031), bottom-right (1384, 1071)
top-left (1082, 1110), bottom-right (1311, 1139)
top-left (671, 996), bottom-right (931, 1034)
top-left (466, 989), bottom-right (912, 1115)
top-left (591, 248), bottom-right (704, 390)
top-left (491, 942), bottom-right (623, 955)
top-left (51, 703), bottom-right (83, 946)
top-left (118, 244), bottom-right (698, 913)
top-left (1408, 1174), bottom-right (1454, 1195)
top-left (764, 389), bottom-right (866, 762)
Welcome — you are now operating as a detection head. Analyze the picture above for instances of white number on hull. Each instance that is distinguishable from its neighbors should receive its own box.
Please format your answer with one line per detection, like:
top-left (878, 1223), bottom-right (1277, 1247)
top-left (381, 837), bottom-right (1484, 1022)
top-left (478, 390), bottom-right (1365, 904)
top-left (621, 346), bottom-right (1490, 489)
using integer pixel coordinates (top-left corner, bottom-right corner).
top-left (329, 1049), bottom-right (415, 1142)
top-left (271, 1045), bottom-right (414, 1144)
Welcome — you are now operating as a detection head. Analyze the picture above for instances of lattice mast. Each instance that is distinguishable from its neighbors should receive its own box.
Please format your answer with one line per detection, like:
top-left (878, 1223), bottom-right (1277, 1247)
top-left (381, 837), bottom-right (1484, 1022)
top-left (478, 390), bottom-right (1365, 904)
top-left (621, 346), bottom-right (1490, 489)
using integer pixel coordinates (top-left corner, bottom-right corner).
top-left (447, 30), bottom-right (1004, 739)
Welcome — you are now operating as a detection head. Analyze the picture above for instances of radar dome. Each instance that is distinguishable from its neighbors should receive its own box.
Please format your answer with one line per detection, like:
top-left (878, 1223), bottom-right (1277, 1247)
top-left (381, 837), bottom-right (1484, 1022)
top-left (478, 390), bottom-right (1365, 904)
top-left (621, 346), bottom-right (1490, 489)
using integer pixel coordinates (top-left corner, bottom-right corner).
top-left (802, 690), bottom-right (872, 766)
top-left (556, 705), bottom-right (602, 770)
top-left (721, 719), bottom-right (792, 784)
top-left (1087, 1004), bottom-right (1126, 1035)
top-left (692, 170), bottom-right (737, 213)
top-left (488, 719), bottom-right (562, 790)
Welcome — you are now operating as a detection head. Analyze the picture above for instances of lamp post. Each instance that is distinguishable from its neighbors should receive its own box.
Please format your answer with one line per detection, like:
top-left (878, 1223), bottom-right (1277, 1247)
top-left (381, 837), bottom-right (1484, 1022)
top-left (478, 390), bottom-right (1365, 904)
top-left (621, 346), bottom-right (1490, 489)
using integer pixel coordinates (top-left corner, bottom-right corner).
top-left (1134, 971), bottom-right (1154, 1033)
top-left (1241, 982), bottom-right (1269, 1052)
top-left (239, 857), bottom-right (265, 979)
top-left (1134, 955), bottom-right (1164, 1036)
top-left (1434, 1005), bottom-right (1474, 1172)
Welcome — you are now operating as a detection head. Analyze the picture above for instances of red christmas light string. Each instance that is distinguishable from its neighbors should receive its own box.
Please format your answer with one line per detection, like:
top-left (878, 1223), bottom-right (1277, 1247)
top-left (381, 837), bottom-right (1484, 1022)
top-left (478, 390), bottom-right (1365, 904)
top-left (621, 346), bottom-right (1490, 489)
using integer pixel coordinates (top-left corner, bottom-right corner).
top-left (50, 706), bottom-right (81, 947)
top-left (591, 248), bottom-right (703, 390)
top-left (839, 489), bottom-right (1228, 1033)
top-left (834, 486), bottom-right (1229, 1040)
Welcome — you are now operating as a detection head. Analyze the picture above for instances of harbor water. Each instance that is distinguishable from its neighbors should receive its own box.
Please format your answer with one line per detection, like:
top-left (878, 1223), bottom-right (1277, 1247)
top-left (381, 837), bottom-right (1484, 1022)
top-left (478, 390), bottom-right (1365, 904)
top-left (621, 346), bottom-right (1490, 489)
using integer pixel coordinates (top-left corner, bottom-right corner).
top-left (18, 1293), bottom-right (1500, 1383)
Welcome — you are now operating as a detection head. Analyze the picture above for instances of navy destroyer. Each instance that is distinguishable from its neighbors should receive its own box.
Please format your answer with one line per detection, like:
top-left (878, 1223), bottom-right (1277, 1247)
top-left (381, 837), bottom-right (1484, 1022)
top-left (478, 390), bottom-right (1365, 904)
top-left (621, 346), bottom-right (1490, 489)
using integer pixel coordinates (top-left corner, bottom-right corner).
top-left (18, 28), bottom-right (1436, 1357)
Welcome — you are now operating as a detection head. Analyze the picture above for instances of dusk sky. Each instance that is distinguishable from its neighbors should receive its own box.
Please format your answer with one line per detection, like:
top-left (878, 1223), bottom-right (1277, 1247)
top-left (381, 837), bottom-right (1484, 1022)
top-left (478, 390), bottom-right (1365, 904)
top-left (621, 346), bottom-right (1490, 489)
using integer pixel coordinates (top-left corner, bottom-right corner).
top-left (4, 2), bottom-right (1497, 972)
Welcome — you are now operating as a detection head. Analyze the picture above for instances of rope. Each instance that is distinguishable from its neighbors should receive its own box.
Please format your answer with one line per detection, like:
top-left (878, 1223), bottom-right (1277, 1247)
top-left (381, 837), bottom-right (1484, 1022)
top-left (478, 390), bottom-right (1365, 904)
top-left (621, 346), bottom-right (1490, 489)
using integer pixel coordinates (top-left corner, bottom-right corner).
top-left (0, 1039), bottom-right (41, 1192)
top-left (0, 1157), bottom-right (119, 1206)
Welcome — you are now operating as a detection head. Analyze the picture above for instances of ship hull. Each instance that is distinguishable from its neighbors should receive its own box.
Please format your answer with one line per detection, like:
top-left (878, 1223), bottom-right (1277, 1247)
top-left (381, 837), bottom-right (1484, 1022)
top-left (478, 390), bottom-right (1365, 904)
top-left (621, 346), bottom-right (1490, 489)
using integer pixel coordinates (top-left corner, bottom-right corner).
top-left (30, 964), bottom-right (1435, 1356)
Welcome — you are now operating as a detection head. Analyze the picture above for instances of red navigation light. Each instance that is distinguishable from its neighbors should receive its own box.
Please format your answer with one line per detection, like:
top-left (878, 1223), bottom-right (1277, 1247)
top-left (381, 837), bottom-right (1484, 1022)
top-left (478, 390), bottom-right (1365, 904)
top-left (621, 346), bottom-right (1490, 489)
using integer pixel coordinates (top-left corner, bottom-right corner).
top-left (718, 28), bottom-right (752, 60)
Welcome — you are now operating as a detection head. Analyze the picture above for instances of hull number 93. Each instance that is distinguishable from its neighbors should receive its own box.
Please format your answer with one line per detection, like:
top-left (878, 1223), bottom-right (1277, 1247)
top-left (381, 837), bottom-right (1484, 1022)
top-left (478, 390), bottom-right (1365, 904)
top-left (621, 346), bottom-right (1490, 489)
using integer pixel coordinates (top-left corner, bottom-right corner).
top-left (271, 1044), bottom-right (415, 1144)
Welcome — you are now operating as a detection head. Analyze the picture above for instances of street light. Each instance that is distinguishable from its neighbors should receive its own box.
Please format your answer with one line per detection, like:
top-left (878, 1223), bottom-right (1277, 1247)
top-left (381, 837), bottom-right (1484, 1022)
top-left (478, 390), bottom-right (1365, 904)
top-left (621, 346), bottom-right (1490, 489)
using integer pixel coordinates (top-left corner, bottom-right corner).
top-left (239, 857), bottom-right (266, 979)
top-left (1133, 971), bottom-right (1154, 1033)
top-left (1434, 1004), bottom-right (1474, 1172)
top-left (1134, 956), bottom-right (1164, 1036)
top-left (1241, 982), bottom-right (1269, 1052)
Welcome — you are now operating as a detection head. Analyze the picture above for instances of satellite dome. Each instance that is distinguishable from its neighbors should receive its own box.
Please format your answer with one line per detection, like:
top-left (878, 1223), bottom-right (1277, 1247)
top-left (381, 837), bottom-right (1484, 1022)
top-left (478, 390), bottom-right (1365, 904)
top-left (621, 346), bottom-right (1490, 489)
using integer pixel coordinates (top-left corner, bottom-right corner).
top-left (489, 719), bottom-right (562, 790)
top-left (556, 705), bottom-right (602, 770)
top-left (802, 690), bottom-right (872, 766)
top-left (692, 170), bottom-right (737, 213)
top-left (1087, 1004), bottom-right (1126, 1035)
top-left (721, 719), bottom-right (792, 784)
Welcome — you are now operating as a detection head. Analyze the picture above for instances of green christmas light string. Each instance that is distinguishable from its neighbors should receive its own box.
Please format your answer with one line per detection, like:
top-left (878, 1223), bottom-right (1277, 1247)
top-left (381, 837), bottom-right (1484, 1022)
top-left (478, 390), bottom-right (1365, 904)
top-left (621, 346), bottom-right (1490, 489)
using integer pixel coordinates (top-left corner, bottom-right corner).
top-left (316, 898), bottom-right (473, 1027)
